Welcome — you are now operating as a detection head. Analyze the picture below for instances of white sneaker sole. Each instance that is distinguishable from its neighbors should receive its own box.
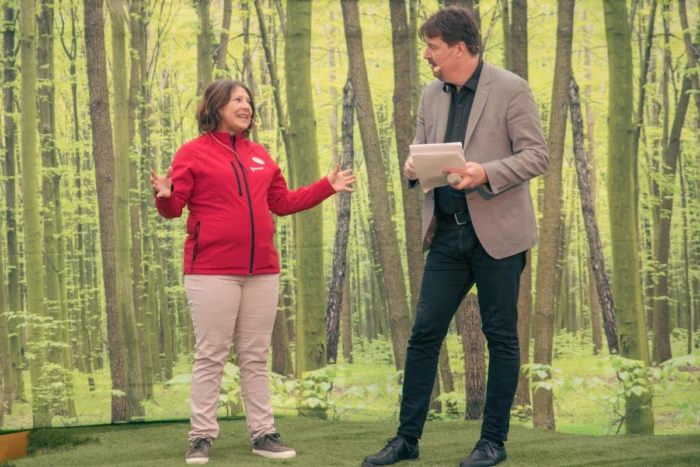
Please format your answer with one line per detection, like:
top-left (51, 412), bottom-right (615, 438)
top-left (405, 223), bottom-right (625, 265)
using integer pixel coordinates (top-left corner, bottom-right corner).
top-left (252, 449), bottom-right (297, 459)
top-left (185, 458), bottom-right (209, 465)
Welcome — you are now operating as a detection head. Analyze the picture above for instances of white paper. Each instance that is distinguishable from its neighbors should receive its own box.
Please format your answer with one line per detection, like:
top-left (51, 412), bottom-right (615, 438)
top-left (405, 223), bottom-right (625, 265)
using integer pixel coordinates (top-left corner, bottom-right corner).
top-left (409, 142), bottom-right (466, 193)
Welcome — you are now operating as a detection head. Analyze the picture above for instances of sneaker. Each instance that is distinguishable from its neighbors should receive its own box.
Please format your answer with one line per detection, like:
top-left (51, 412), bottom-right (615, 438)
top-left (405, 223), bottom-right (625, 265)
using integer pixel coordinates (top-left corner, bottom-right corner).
top-left (459, 439), bottom-right (507, 467)
top-left (185, 437), bottom-right (212, 465)
top-left (252, 433), bottom-right (297, 459)
top-left (362, 436), bottom-right (419, 466)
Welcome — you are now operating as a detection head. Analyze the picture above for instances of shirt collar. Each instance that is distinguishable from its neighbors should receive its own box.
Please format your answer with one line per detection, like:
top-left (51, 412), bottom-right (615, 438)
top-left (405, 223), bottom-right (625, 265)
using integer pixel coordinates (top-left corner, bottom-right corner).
top-left (442, 59), bottom-right (484, 94)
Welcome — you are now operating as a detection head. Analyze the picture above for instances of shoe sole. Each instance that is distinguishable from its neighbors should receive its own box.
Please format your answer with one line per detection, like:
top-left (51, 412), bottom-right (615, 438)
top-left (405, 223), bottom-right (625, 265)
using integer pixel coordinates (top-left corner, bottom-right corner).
top-left (252, 449), bottom-right (297, 459)
top-left (361, 459), bottom-right (418, 467)
top-left (185, 458), bottom-right (209, 465)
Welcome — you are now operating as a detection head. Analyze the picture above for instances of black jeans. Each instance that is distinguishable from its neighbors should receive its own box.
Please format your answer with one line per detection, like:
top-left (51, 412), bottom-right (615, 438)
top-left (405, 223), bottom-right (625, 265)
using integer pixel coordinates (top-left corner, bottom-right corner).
top-left (397, 220), bottom-right (525, 443)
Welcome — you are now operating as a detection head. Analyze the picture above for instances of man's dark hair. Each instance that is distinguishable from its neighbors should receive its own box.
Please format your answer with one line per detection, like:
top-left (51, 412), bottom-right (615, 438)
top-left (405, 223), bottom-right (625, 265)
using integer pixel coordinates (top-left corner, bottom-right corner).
top-left (196, 79), bottom-right (255, 135)
top-left (419, 6), bottom-right (481, 55)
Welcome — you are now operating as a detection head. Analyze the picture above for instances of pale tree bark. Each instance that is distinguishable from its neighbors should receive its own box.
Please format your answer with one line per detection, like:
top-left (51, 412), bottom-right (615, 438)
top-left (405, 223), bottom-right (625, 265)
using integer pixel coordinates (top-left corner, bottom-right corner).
top-left (602, 0), bottom-right (654, 434)
top-left (3, 2), bottom-right (22, 404)
top-left (569, 75), bottom-right (619, 354)
top-left (459, 294), bottom-right (486, 420)
top-left (285, 0), bottom-right (326, 374)
top-left (679, 153), bottom-right (693, 354)
top-left (327, 78), bottom-right (354, 364)
top-left (127, 0), bottom-right (147, 398)
top-left (341, 0), bottom-right (412, 370)
top-left (583, 17), bottom-right (602, 355)
top-left (20, 0), bottom-right (52, 428)
top-left (38, 0), bottom-right (77, 418)
top-left (532, 0), bottom-right (574, 431)
top-left (390, 0), bottom-right (423, 315)
top-left (84, 0), bottom-right (128, 423)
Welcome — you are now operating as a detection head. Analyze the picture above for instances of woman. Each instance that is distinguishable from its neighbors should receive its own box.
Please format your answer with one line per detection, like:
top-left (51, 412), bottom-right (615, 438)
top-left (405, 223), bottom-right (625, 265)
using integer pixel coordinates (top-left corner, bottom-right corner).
top-left (151, 79), bottom-right (355, 465)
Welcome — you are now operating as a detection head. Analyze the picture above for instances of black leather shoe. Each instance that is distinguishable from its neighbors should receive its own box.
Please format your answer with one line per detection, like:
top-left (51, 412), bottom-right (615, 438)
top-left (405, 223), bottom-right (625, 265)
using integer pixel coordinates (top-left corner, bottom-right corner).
top-left (459, 439), bottom-right (507, 467)
top-left (362, 436), bottom-right (419, 466)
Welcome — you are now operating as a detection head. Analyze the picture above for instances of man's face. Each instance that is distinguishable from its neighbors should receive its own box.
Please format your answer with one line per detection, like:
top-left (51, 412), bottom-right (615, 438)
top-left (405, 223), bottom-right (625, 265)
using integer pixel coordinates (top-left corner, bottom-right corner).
top-left (423, 35), bottom-right (455, 80)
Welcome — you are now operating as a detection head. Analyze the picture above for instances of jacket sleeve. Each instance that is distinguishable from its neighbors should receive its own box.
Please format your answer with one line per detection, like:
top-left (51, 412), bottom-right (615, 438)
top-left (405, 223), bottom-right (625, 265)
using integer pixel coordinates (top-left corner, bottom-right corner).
top-left (267, 166), bottom-right (336, 216)
top-left (408, 88), bottom-right (427, 190)
top-left (480, 78), bottom-right (549, 195)
top-left (154, 145), bottom-right (196, 219)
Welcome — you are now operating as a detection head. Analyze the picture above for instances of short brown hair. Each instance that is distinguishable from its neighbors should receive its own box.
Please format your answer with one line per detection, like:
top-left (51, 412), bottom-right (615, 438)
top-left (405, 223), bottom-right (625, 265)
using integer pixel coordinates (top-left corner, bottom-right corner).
top-left (419, 6), bottom-right (481, 55)
top-left (196, 79), bottom-right (255, 135)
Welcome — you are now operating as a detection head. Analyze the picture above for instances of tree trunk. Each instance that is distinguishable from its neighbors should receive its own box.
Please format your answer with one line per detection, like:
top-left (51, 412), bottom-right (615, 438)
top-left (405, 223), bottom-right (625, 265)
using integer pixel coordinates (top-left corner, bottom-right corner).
top-left (602, 0), bottom-right (653, 434)
top-left (341, 0), bottom-right (412, 371)
top-left (509, 0), bottom-right (531, 410)
top-left (252, 0), bottom-right (294, 174)
top-left (215, 0), bottom-right (232, 73)
top-left (582, 19), bottom-right (603, 354)
top-left (153, 233), bottom-right (173, 380)
top-left (127, 0), bottom-right (147, 398)
top-left (532, 0), bottom-right (574, 431)
top-left (327, 78), bottom-right (354, 363)
top-left (390, 0), bottom-right (424, 315)
top-left (569, 80), bottom-right (619, 355)
top-left (38, 0), bottom-right (77, 418)
top-left (107, 0), bottom-right (145, 420)
top-left (459, 294), bottom-right (486, 420)
top-left (0, 209), bottom-right (11, 420)
top-left (501, 0), bottom-right (512, 70)
top-left (20, 0), bottom-right (52, 428)
top-left (196, 0), bottom-right (213, 94)
top-left (284, 0), bottom-right (327, 374)
top-left (3, 2), bottom-right (22, 404)
top-left (652, 66), bottom-right (691, 363)
top-left (84, 0), bottom-right (128, 424)
top-left (342, 272), bottom-right (353, 363)
top-left (679, 153), bottom-right (692, 354)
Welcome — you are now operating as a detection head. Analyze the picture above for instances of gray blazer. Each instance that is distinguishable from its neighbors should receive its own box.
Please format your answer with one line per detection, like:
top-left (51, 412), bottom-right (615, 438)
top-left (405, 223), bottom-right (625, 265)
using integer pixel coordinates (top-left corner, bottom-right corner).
top-left (414, 61), bottom-right (549, 259)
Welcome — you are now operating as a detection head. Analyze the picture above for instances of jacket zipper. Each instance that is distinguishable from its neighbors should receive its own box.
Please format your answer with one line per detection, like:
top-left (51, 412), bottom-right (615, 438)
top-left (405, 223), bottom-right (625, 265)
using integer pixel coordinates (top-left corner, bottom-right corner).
top-left (190, 221), bottom-right (201, 273)
top-left (230, 162), bottom-right (243, 196)
top-left (231, 135), bottom-right (255, 276)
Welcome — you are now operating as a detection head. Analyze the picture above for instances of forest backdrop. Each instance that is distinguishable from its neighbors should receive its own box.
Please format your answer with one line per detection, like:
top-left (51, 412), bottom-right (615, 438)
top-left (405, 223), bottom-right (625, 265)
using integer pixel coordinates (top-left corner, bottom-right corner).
top-left (0, 0), bottom-right (699, 439)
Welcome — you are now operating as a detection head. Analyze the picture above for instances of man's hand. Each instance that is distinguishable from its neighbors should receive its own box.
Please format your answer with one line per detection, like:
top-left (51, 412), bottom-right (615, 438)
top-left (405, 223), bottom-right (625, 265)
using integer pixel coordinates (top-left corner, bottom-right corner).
top-left (444, 162), bottom-right (488, 190)
top-left (404, 156), bottom-right (417, 180)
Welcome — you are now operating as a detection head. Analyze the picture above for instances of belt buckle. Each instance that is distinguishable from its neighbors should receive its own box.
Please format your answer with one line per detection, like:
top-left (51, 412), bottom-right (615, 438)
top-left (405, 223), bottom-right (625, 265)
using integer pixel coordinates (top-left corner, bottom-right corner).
top-left (454, 212), bottom-right (467, 225)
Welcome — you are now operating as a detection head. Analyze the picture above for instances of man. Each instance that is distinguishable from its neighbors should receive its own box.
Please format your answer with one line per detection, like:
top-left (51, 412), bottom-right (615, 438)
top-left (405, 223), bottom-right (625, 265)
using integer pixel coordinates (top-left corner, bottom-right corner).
top-left (362, 6), bottom-right (548, 467)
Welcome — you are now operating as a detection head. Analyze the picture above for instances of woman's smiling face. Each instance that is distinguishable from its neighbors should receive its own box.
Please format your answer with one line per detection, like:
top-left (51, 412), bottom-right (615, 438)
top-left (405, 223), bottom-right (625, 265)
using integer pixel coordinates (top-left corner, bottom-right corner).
top-left (217, 86), bottom-right (253, 134)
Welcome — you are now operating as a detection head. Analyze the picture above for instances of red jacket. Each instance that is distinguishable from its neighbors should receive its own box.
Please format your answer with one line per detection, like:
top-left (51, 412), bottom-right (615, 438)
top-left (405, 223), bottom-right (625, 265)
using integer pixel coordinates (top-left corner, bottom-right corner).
top-left (155, 131), bottom-right (336, 275)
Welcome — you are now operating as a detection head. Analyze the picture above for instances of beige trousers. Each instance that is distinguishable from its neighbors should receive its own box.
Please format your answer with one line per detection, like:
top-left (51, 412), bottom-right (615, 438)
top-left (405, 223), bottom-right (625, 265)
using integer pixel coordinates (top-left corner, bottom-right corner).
top-left (184, 274), bottom-right (279, 444)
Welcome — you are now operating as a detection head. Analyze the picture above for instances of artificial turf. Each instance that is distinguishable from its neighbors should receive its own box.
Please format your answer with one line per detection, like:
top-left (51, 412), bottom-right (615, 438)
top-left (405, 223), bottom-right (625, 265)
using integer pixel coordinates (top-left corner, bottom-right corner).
top-left (7, 417), bottom-right (700, 466)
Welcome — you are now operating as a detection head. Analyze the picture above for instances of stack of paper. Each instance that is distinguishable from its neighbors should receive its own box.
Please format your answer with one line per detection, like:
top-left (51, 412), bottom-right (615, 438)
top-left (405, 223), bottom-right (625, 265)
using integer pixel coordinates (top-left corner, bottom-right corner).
top-left (409, 142), bottom-right (466, 193)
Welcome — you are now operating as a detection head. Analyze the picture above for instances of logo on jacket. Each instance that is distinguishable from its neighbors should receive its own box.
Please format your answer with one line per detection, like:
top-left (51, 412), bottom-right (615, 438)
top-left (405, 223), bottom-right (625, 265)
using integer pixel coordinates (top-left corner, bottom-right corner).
top-left (251, 166), bottom-right (264, 172)
top-left (252, 157), bottom-right (265, 165)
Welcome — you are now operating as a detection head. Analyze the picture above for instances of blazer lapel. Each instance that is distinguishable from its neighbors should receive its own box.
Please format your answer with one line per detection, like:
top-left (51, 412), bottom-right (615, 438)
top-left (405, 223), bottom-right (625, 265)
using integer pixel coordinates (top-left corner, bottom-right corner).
top-left (433, 89), bottom-right (452, 143)
top-left (464, 62), bottom-right (493, 151)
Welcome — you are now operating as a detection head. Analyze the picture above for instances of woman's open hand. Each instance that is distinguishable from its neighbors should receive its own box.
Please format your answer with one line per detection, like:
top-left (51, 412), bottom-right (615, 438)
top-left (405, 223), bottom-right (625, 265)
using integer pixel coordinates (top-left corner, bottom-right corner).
top-left (150, 167), bottom-right (173, 199)
top-left (327, 164), bottom-right (356, 193)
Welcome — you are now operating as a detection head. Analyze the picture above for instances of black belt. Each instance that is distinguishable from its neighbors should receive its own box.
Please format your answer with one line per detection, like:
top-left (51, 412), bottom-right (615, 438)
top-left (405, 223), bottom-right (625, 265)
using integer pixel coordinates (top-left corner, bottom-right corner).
top-left (437, 211), bottom-right (470, 225)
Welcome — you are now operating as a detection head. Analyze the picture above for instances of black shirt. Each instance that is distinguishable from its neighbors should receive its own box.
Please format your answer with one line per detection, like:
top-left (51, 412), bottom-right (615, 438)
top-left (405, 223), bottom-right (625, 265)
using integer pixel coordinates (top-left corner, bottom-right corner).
top-left (434, 59), bottom-right (483, 217)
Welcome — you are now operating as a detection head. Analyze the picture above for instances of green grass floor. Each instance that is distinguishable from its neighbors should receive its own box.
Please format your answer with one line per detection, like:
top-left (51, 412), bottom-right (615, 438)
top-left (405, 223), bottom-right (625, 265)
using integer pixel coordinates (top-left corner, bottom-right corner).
top-left (9, 417), bottom-right (700, 467)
